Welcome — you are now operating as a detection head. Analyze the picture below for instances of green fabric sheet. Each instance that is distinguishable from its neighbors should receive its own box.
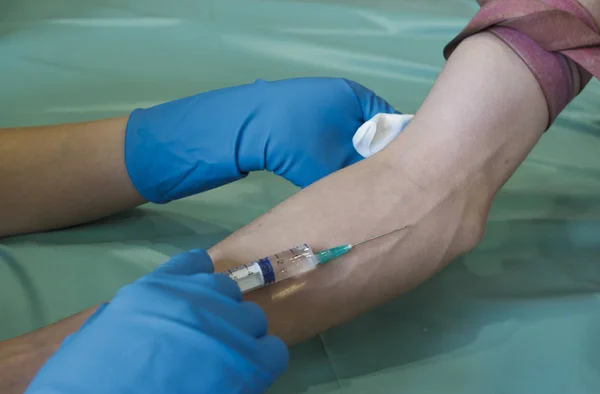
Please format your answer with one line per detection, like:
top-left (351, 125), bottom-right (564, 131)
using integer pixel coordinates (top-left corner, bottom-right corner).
top-left (2, 1), bottom-right (600, 393)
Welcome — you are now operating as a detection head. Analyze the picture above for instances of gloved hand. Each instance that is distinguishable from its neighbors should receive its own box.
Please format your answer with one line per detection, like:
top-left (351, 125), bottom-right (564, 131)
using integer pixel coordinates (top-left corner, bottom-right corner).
top-left (25, 250), bottom-right (288, 394)
top-left (125, 77), bottom-right (398, 203)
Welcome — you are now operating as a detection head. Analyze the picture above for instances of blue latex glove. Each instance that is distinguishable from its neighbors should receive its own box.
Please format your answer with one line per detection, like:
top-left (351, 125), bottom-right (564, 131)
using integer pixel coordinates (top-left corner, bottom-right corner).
top-left (125, 77), bottom-right (398, 203)
top-left (26, 250), bottom-right (288, 394)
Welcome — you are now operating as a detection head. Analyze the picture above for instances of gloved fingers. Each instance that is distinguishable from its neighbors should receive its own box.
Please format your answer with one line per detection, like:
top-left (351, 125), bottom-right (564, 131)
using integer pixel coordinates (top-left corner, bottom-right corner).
top-left (193, 272), bottom-right (244, 302)
top-left (188, 286), bottom-right (266, 338)
top-left (342, 79), bottom-right (400, 120)
top-left (114, 271), bottom-right (244, 322)
top-left (252, 335), bottom-right (290, 380)
top-left (153, 249), bottom-right (214, 276)
top-left (237, 301), bottom-right (269, 338)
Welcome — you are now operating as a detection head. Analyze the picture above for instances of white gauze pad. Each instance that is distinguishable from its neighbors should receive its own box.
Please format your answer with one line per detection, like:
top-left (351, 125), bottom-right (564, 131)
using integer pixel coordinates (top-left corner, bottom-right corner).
top-left (352, 113), bottom-right (414, 158)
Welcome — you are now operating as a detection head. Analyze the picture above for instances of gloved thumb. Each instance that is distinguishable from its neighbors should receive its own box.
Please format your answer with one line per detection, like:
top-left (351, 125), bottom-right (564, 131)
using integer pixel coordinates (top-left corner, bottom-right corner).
top-left (343, 79), bottom-right (400, 120)
top-left (153, 249), bottom-right (214, 276)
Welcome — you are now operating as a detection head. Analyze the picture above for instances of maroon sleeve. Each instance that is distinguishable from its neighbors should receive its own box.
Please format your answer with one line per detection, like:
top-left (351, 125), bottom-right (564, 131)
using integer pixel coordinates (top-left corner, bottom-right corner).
top-left (444, 0), bottom-right (600, 126)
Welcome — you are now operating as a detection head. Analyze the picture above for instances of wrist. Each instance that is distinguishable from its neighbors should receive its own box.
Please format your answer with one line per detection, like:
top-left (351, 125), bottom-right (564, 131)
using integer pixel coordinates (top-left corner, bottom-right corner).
top-left (124, 104), bottom-right (245, 204)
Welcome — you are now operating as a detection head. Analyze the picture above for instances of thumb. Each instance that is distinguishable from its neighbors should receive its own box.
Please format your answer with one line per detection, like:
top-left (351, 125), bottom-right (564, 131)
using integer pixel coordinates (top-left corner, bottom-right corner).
top-left (343, 79), bottom-right (400, 120)
top-left (152, 249), bottom-right (214, 276)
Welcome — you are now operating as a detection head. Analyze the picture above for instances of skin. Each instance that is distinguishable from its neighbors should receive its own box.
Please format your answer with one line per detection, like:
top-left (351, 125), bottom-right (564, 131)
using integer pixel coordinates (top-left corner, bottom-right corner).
top-left (0, 117), bottom-right (144, 237)
top-left (0, 314), bottom-right (89, 393)
top-left (2, 1), bottom-right (599, 391)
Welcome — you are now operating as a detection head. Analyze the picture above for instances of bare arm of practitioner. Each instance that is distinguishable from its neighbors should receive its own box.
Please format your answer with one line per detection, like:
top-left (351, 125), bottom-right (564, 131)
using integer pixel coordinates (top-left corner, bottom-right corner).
top-left (0, 118), bottom-right (145, 236)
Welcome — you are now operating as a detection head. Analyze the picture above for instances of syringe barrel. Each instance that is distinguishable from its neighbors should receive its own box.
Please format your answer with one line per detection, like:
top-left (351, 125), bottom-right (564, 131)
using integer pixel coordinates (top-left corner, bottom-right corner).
top-left (225, 244), bottom-right (319, 293)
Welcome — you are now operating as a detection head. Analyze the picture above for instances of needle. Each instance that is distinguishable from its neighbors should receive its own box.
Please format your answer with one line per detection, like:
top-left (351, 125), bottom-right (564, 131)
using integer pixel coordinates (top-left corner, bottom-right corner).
top-left (352, 225), bottom-right (411, 247)
top-left (316, 225), bottom-right (411, 264)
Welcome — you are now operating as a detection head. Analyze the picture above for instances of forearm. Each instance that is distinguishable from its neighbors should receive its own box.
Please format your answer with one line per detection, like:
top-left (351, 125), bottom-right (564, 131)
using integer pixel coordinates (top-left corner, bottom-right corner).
top-left (0, 308), bottom-right (96, 394)
top-left (0, 117), bottom-right (144, 237)
top-left (209, 32), bottom-right (549, 345)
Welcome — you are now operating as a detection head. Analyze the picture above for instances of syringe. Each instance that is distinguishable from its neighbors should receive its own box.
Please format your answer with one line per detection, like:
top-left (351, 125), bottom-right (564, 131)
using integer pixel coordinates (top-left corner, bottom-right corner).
top-left (225, 226), bottom-right (409, 294)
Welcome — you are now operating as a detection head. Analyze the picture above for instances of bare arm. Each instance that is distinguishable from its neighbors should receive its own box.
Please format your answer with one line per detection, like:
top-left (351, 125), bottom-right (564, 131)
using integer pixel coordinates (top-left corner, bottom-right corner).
top-left (209, 32), bottom-right (549, 344)
top-left (0, 310), bottom-right (96, 392)
top-left (0, 117), bottom-right (144, 237)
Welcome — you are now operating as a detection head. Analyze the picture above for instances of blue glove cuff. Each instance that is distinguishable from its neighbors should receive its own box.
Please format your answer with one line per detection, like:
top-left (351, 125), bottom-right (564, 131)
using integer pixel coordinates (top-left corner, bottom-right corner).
top-left (124, 104), bottom-right (245, 204)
